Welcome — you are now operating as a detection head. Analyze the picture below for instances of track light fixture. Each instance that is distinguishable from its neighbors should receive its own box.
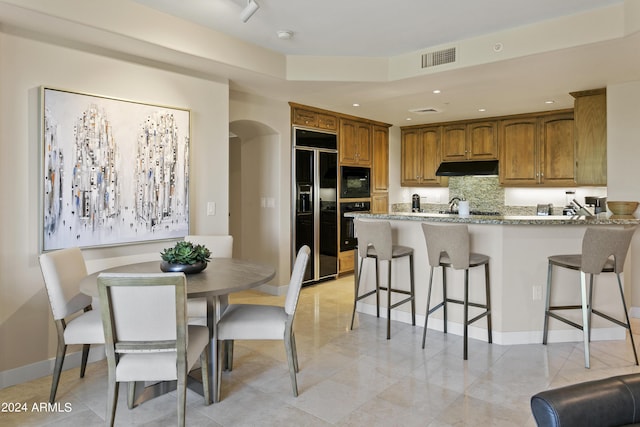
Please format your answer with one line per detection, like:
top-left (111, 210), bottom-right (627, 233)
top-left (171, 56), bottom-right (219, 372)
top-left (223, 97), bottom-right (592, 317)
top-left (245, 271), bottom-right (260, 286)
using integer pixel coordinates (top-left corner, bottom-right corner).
top-left (240, 0), bottom-right (259, 23)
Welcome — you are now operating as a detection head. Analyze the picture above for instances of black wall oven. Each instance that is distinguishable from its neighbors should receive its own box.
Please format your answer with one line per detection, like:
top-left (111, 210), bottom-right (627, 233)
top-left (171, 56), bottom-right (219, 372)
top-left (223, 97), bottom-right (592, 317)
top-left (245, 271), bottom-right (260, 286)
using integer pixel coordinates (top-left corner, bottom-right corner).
top-left (340, 201), bottom-right (370, 252)
top-left (340, 166), bottom-right (370, 199)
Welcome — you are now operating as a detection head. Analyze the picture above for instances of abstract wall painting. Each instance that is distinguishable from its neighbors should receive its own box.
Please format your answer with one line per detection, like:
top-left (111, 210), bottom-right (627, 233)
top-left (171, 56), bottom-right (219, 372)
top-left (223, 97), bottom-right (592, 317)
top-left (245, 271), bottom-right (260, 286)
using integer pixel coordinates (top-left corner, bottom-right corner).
top-left (41, 87), bottom-right (190, 251)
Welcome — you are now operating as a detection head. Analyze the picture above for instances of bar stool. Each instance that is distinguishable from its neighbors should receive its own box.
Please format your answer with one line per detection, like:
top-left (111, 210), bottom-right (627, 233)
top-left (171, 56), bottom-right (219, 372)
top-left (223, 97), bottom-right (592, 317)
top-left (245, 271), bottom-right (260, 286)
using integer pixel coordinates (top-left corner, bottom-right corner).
top-left (542, 226), bottom-right (638, 368)
top-left (350, 219), bottom-right (415, 339)
top-left (421, 223), bottom-right (492, 360)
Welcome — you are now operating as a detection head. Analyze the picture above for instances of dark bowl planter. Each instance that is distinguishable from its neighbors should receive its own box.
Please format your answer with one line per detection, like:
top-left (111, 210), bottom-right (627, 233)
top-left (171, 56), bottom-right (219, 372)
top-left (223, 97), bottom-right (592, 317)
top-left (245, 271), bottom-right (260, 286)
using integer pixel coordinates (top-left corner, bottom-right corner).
top-left (160, 261), bottom-right (208, 275)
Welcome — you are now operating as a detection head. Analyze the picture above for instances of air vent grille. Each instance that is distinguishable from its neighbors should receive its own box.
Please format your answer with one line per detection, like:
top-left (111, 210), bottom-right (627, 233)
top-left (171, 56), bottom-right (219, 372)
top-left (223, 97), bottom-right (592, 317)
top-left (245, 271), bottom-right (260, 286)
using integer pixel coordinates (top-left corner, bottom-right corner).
top-left (422, 47), bottom-right (456, 68)
top-left (409, 107), bottom-right (440, 114)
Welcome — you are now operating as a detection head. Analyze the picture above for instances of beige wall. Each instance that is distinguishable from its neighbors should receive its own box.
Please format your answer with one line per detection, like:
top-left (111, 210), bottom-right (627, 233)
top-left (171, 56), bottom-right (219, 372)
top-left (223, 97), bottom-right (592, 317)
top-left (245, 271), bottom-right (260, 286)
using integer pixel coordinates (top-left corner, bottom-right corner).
top-left (0, 31), bottom-right (230, 384)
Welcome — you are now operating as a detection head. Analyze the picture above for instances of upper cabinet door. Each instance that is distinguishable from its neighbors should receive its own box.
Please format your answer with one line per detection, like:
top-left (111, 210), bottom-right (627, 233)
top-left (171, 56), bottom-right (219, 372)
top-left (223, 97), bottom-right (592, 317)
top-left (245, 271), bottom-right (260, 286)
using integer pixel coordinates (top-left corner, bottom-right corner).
top-left (539, 113), bottom-right (575, 186)
top-left (467, 121), bottom-right (498, 160)
top-left (499, 118), bottom-right (538, 185)
top-left (572, 90), bottom-right (607, 186)
top-left (339, 119), bottom-right (371, 166)
top-left (372, 125), bottom-right (389, 192)
top-left (441, 124), bottom-right (467, 161)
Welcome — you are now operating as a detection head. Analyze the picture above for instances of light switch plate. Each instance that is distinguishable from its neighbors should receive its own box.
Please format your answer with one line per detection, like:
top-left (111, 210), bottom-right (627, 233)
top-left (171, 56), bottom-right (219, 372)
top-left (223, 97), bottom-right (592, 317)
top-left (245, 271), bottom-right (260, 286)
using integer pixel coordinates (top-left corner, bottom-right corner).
top-left (207, 202), bottom-right (216, 216)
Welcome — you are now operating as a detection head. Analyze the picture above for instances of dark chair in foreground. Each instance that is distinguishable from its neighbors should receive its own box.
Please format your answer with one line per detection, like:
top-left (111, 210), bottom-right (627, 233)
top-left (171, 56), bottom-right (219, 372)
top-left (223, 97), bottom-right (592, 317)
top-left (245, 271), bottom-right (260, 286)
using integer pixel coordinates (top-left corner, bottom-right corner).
top-left (531, 373), bottom-right (640, 427)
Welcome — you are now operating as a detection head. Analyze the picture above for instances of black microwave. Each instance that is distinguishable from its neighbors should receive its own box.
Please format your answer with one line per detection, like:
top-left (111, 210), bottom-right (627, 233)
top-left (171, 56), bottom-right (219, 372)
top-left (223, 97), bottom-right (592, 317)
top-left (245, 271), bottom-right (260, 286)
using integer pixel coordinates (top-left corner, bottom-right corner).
top-left (340, 166), bottom-right (370, 198)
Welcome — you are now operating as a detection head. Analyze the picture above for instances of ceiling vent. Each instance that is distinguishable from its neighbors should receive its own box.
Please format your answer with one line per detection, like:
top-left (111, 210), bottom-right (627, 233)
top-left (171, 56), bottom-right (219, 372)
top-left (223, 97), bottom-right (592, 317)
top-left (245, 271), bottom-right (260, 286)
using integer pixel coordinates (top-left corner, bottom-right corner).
top-left (421, 47), bottom-right (457, 69)
top-left (409, 107), bottom-right (441, 114)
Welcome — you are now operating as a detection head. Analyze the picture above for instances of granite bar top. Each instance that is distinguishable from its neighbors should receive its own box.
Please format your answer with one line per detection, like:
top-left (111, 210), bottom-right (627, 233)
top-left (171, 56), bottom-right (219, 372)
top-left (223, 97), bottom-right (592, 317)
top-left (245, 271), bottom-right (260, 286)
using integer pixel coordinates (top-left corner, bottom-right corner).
top-left (346, 211), bottom-right (640, 225)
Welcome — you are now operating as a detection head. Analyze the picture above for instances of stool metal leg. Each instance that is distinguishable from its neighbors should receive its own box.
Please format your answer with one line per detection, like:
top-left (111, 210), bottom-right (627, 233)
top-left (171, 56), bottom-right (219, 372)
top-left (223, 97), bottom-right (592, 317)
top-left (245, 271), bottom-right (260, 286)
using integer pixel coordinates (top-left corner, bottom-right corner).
top-left (616, 273), bottom-right (639, 365)
top-left (387, 259), bottom-right (392, 340)
top-left (580, 271), bottom-right (591, 368)
top-left (375, 258), bottom-right (380, 318)
top-left (350, 256), bottom-right (366, 330)
top-left (409, 254), bottom-right (416, 326)
top-left (422, 266), bottom-right (435, 348)
top-left (463, 269), bottom-right (469, 360)
top-left (485, 263), bottom-right (492, 344)
top-left (542, 262), bottom-right (553, 345)
top-left (442, 266), bottom-right (448, 334)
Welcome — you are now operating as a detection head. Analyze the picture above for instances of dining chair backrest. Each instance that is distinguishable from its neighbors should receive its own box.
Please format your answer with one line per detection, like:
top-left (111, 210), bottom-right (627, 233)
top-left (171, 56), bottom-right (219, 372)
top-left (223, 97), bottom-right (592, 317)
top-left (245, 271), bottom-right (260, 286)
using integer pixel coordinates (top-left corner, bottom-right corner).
top-left (39, 247), bottom-right (91, 320)
top-left (184, 235), bottom-right (233, 258)
top-left (97, 272), bottom-right (186, 371)
top-left (422, 223), bottom-right (471, 270)
top-left (581, 226), bottom-right (637, 274)
top-left (285, 245), bottom-right (310, 316)
top-left (354, 219), bottom-right (393, 261)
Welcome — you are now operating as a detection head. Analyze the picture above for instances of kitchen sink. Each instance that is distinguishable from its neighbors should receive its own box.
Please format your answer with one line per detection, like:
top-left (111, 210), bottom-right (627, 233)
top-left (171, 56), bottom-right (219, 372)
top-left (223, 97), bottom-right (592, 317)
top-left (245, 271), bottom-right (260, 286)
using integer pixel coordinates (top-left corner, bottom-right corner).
top-left (438, 210), bottom-right (501, 216)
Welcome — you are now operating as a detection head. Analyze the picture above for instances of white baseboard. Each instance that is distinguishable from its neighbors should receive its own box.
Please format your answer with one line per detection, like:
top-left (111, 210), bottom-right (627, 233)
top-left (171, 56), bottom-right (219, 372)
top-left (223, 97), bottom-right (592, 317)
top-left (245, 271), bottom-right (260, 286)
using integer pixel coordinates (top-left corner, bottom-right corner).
top-left (0, 346), bottom-right (105, 390)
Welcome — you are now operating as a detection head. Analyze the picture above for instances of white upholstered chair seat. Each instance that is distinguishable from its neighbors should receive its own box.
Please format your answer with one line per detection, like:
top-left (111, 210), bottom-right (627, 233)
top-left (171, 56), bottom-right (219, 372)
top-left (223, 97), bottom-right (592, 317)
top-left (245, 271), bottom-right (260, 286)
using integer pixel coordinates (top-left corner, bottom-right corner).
top-left (217, 305), bottom-right (288, 340)
top-left (63, 309), bottom-right (104, 344)
top-left (115, 325), bottom-right (210, 382)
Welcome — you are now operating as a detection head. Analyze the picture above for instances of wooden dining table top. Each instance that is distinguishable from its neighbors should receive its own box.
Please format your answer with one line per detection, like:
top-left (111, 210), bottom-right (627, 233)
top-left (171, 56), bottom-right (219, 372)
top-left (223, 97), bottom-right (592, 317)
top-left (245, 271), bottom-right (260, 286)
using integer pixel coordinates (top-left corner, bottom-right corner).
top-left (79, 258), bottom-right (276, 298)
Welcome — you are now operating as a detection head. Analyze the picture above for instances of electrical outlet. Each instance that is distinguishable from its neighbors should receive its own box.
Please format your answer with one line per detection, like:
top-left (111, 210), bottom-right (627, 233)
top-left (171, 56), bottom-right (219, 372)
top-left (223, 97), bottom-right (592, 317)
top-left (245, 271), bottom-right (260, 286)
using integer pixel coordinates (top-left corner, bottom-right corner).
top-left (532, 285), bottom-right (542, 301)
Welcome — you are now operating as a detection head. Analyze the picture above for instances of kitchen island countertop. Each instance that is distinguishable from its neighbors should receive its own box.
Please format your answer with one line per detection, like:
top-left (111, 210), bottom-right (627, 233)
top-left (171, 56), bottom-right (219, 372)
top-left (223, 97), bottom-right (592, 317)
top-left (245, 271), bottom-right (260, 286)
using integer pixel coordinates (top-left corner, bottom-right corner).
top-left (346, 211), bottom-right (640, 225)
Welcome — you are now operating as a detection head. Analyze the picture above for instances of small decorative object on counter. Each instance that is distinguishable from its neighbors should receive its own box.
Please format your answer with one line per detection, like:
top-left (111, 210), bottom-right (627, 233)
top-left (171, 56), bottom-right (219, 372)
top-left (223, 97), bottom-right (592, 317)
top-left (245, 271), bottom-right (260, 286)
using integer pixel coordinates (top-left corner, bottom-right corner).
top-left (458, 200), bottom-right (470, 216)
top-left (160, 240), bottom-right (211, 274)
top-left (607, 201), bottom-right (639, 216)
top-left (412, 194), bottom-right (421, 212)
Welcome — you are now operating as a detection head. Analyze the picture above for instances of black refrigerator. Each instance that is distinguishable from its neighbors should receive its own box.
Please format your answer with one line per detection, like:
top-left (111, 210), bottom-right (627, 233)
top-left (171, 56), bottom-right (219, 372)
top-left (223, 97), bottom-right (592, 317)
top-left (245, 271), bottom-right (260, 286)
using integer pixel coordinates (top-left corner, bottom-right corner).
top-left (292, 128), bottom-right (338, 284)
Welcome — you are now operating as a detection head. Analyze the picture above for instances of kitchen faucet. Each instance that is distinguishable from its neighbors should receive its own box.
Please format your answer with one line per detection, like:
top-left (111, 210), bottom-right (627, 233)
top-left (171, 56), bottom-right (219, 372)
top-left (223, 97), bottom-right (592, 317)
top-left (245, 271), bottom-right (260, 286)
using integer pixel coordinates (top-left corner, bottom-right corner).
top-left (448, 197), bottom-right (461, 212)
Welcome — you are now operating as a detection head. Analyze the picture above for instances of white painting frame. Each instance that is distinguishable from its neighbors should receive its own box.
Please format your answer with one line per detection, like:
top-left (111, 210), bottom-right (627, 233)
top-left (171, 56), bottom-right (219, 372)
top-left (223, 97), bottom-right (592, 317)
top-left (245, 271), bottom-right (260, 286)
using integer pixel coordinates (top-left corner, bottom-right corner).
top-left (41, 87), bottom-right (190, 251)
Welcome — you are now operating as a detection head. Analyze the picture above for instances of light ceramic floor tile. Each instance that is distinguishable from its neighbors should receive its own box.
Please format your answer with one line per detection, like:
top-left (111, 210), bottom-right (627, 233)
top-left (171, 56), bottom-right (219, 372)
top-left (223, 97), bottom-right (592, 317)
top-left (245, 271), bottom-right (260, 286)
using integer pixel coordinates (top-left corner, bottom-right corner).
top-left (3, 275), bottom-right (640, 426)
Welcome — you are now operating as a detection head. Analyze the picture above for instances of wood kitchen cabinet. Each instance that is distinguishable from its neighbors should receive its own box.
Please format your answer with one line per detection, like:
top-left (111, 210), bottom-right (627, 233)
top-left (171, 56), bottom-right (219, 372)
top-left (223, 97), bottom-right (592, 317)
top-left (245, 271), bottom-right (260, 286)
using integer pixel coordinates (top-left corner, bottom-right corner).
top-left (572, 89), bottom-right (607, 185)
top-left (291, 104), bottom-right (338, 131)
top-left (371, 124), bottom-right (389, 213)
top-left (339, 119), bottom-right (372, 166)
top-left (401, 126), bottom-right (444, 186)
top-left (499, 111), bottom-right (574, 186)
top-left (441, 121), bottom-right (498, 161)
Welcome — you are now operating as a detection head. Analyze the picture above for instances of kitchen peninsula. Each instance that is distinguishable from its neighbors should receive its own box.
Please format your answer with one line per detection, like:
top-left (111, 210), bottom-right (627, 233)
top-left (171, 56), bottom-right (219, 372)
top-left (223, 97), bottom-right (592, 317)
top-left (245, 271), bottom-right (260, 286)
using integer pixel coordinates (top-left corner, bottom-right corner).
top-left (347, 211), bottom-right (640, 346)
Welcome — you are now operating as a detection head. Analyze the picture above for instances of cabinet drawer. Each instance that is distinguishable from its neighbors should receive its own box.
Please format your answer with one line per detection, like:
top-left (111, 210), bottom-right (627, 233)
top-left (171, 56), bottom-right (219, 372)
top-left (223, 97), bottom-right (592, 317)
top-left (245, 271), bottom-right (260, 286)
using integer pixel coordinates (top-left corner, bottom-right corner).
top-left (293, 108), bottom-right (338, 131)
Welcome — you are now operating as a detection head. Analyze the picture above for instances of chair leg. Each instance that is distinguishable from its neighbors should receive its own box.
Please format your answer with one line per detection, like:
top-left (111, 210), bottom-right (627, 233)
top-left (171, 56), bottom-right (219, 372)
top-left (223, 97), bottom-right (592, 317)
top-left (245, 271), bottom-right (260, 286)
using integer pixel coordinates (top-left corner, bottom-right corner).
top-left (284, 328), bottom-right (299, 397)
top-left (580, 271), bottom-right (591, 369)
top-left (224, 340), bottom-right (234, 372)
top-left (375, 258), bottom-right (380, 318)
top-left (49, 339), bottom-right (66, 403)
top-left (200, 346), bottom-right (211, 405)
top-left (215, 339), bottom-right (223, 403)
top-left (409, 254), bottom-right (416, 326)
top-left (588, 274), bottom-right (594, 343)
top-left (350, 257), bottom-right (365, 330)
top-left (291, 333), bottom-right (299, 373)
top-left (80, 344), bottom-right (90, 378)
top-left (387, 259), bottom-right (392, 340)
top-left (615, 273), bottom-right (639, 365)
top-left (106, 372), bottom-right (118, 427)
top-left (542, 262), bottom-right (553, 345)
top-left (422, 267), bottom-right (435, 349)
top-left (127, 382), bottom-right (136, 409)
top-left (463, 269), bottom-right (470, 360)
top-left (485, 263), bottom-right (492, 344)
top-left (177, 372), bottom-right (187, 427)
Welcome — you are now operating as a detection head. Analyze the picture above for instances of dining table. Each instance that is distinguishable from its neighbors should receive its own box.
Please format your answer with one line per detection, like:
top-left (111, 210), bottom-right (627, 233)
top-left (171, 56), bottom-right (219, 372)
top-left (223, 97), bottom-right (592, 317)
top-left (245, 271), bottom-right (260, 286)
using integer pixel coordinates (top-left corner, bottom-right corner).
top-left (79, 257), bottom-right (276, 404)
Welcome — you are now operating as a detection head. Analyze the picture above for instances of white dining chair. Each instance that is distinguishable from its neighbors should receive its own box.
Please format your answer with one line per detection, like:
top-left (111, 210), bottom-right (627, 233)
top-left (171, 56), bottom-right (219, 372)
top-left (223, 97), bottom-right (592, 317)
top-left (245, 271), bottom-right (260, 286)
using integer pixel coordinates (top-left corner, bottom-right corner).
top-left (97, 272), bottom-right (210, 427)
top-left (39, 247), bottom-right (104, 403)
top-left (215, 245), bottom-right (310, 399)
top-left (183, 235), bottom-right (233, 326)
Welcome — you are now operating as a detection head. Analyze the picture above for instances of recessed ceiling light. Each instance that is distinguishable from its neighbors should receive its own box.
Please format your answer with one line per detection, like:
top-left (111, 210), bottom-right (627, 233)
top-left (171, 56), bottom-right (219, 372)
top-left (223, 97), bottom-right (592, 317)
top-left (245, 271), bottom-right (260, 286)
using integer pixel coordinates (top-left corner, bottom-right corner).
top-left (433, 89), bottom-right (441, 94)
top-left (478, 108), bottom-right (486, 112)
top-left (545, 100), bottom-right (555, 104)
top-left (405, 117), bottom-right (412, 121)
top-left (352, 103), bottom-right (360, 107)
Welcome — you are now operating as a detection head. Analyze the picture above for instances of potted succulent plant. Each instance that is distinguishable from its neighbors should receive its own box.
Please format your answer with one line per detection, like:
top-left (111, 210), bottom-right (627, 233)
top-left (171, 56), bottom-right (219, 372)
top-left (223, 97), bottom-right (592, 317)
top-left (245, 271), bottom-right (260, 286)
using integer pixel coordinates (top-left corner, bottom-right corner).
top-left (160, 240), bottom-right (211, 274)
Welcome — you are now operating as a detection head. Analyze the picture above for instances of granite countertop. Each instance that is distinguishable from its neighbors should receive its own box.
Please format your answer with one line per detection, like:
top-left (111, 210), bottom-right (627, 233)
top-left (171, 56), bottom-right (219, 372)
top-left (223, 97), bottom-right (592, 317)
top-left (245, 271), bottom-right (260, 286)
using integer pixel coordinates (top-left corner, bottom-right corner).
top-left (346, 211), bottom-right (640, 225)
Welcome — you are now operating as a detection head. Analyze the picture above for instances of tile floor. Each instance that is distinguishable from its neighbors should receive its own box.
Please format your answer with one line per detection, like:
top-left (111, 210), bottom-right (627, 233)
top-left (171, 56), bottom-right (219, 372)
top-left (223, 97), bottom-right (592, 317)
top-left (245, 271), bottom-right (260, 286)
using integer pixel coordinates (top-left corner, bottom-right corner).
top-left (2, 274), bottom-right (640, 426)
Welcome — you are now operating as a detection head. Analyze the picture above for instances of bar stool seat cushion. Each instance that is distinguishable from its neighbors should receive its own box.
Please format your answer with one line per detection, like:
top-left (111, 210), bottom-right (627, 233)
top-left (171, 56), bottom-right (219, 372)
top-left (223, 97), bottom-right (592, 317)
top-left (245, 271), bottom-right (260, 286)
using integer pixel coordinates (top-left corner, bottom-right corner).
top-left (549, 254), bottom-right (615, 272)
top-left (365, 245), bottom-right (413, 259)
top-left (439, 252), bottom-right (489, 268)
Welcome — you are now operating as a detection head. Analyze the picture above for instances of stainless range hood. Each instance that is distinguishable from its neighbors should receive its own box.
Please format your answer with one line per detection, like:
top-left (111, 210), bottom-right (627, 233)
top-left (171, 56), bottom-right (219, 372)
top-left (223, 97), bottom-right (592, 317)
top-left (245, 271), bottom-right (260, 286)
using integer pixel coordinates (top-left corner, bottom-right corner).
top-left (435, 160), bottom-right (499, 176)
